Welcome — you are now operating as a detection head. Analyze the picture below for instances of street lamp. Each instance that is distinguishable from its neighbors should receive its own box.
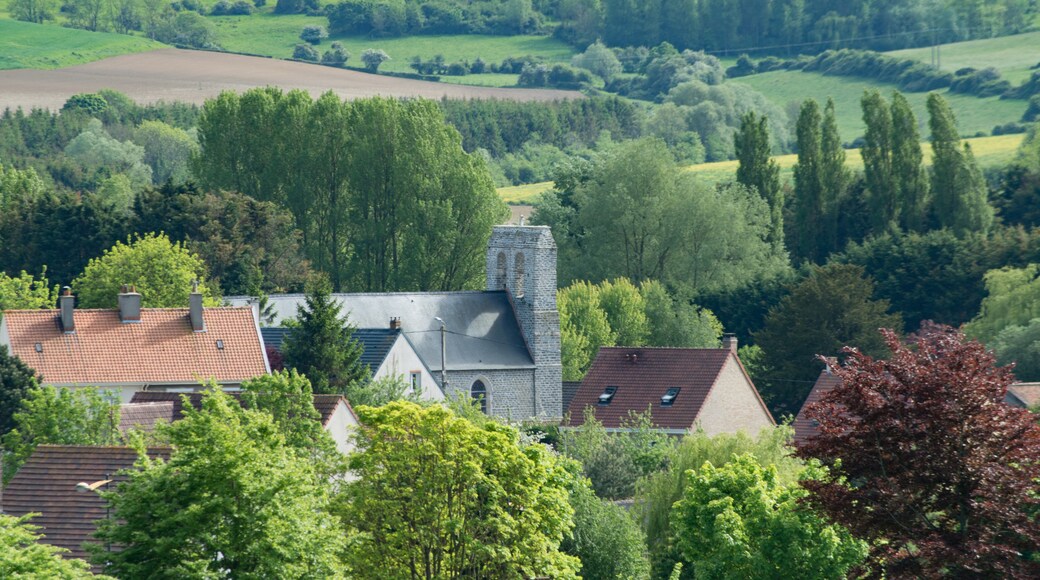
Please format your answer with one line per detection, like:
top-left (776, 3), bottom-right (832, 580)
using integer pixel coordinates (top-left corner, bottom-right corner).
top-left (434, 316), bottom-right (449, 391)
top-left (76, 476), bottom-right (113, 554)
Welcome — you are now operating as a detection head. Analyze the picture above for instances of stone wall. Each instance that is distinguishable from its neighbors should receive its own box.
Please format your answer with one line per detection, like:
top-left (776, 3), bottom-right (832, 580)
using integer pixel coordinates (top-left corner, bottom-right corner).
top-left (439, 368), bottom-right (538, 420)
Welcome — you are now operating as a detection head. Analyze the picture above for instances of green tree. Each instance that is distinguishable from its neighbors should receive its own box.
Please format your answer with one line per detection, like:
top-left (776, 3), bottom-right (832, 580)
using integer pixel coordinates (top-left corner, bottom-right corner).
top-left (340, 401), bottom-right (581, 578)
top-left (965, 264), bottom-right (1040, 343)
top-left (280, 277), bottom-right (369, 395)
top-left (0, 164), bottom-right (45, 208)
top-left (558, 281), bottom-right (616, 380)
top-left (640, 280), bottom-right (723, 348)
top-left (0, 514), bottom-right (103, 578)
top-left (8, 0), bottom-right (57, 22)
top-left (928, 92), bottom-right (993, 235)
top-left (134, 120), bottom-right (197, 185)
top-left (64, 119), bottom-right (152, 191)
top-left (2, 387), bottom-right (122, 483)
top-left (861, 90), bottom-right (897, 233)
top-left (72, 233), bottom-right (219, 308)
top-left (991, 319), bottom-right (1040, 381)
top-left (598, 277), bottom-right (649, 346)
top-left (792, 99), bottom-right (827, 263)
top-left (819, 98), bottom-right (847, 250)
top-left (890, 92), bottom-right (929, 231)
top-left (92, 387), bottom-right (346, 578)
top-left (0, 270), bottom-right (57, 311)
top-left (671, 454), bottom-right (866, 579)
top-left (571, 41), bottom-right (622, 81)
top-left (0, 346), bottom-right (40, 439)
top-left (636, 426), bottom-right (802, 579)
top-left (753, 263), bottom-right (903, 416)
top-left (735, 111), bottom-right (783, 248)
top-left (360, 48), bottom-right (390, 72)
top-left (563, 478), bottom-right (651, 579)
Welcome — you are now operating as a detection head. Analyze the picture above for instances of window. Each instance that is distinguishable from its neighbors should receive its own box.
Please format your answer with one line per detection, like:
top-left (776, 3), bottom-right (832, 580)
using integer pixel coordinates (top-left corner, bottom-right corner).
top-left (598, 386), bottom-right (617, 405)
top-left (661, 387), bottom-right (680, 407)
top-left (495, 252), bottom-right (507, 290)
top-left (410, 371), bottom-right (421, 393)
top-left (471, 380), bottom-right (488, 414)
top-left (514, 252), bottom-right (525, 299)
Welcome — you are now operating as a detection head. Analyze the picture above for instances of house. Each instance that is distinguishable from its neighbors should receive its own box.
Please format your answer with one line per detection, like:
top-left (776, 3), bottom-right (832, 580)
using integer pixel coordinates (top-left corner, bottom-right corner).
top-left (261, 324), bottom-right (443, 402)
top-left (792, 366), bottom-right (841, 445)
top-left (1, 445), bottom-right (171, 563)
top-left (564, 337), bottom-right (775, 435)
top-left (127, 391), bottom-right (360, 456)
top-left (1006, 382), bottom-right (1040, 409)
top-left (230, 225), bottom-right (563, 420)
top-left (0, 287), bottom-right (270, 402)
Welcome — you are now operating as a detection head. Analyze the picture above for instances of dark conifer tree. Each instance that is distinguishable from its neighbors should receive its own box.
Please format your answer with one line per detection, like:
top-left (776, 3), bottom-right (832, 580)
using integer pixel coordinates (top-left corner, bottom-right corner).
top-left (792, 99), bottom-right (825, 263)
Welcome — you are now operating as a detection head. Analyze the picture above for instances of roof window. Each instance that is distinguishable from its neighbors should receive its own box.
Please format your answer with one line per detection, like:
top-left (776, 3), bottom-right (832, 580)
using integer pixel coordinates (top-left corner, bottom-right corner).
top-left (598, 386), bottom-right (617, 405)
top-left (661, 387), bottom-right (680, 407)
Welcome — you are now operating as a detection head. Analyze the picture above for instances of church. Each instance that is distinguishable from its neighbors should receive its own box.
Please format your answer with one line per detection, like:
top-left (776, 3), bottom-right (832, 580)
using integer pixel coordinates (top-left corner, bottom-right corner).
top-left (231, 225), bottom-right (563, 420)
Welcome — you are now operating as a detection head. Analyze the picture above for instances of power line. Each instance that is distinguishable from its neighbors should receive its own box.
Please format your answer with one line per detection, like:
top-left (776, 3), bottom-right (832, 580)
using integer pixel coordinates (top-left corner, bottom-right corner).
top-left (703, 26), bottom-right (990, 57)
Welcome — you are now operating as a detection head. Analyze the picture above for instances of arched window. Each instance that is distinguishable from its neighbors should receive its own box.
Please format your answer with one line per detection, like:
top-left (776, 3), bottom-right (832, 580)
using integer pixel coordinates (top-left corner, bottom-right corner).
top-left (471, 380), bottom-right (488, 414)
top-left (514, 252), bottom-right (525, 299)
top-left (496, 252), bottom-right (507, 290)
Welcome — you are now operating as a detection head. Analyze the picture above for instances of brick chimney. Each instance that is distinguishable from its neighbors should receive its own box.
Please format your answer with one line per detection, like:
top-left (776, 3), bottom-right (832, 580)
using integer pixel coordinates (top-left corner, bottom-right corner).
top-left (190, 281), bottom-right (205, 332)
top-left (59, 286), bottom-right (75, 333)
top-left (723, 333), bottom-right (738, 353)
top-left (118, 285), bottom-right (142, 323)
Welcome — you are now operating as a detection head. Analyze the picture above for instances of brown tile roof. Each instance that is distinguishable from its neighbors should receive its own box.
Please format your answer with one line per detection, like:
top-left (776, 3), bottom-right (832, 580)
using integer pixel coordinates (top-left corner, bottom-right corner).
top-left (792, 369), bottom-right (842, 445)
top-left (2, 445), bottom-right (171, 562)
top-left (565, 347), bottom-right (767, 431)
top-left (128, 391), bottom-right (354, 427)
top-left (562, 381), bottom-right (582, 413)
top-left (2, 307), bottom-right (268, 386)
top-left (118, 401), bottom-right (175, 433)
top-left (1007, 382), bottom-right (1040, 408)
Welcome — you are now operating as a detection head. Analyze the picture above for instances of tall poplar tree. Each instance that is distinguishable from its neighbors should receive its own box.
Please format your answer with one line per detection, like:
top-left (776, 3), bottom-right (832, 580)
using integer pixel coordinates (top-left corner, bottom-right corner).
top-left (735, 112), bottom-right (783, 248)
top-left (792, 99), bottom-right (825, 263)
top-left (819, 98), bottom-right (847, 254)
top-left (927, 93), bottom-right (993, 235)
top-left (890, 92), bottom-right (929, 231)
top-left (861, 90), bottom-right (896, 232)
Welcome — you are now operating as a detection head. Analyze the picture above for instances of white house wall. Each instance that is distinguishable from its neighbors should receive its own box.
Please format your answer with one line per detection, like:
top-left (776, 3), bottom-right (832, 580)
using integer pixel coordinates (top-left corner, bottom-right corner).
top-left (325, 401), bottom-right (360, 457)
top-left (695, 356), bottom-right (774, 436)
top-left (376, 337), bottom-right (444, 401)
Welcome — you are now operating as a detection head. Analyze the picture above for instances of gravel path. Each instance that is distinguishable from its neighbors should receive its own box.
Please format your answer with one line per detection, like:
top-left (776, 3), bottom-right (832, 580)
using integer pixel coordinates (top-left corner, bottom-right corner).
top-left (0, 48), bottom-right (582, 110)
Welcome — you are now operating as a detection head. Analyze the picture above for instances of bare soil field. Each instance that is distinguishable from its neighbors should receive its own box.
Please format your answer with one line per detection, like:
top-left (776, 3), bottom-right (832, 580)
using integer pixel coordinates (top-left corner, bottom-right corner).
top-left (0, 48), bottom-right (582, 111)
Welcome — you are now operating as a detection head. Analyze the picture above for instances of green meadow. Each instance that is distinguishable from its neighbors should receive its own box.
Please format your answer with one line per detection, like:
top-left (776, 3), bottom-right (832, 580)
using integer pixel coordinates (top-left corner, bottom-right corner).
top-left (0, 19), bottom-right (164, 70)
top-left (889, 31), bottom-right (1040, 85)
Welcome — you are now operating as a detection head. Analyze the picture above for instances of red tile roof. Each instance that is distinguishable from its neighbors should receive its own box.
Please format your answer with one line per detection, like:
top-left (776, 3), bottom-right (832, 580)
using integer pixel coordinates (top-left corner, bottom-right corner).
top-left (565, 347), bottom-right (768, 431)
top-left (2, 445), bottom-right (171, 562)
top-left (128, 391), bottom-right (355, 427)
top-left (1006, 382), bottom-right (1040, 408)
top-left (2, 307), bottom-right (268, 386)
top-left (792, 369), bottom-right (841, 444)
top-left (118, 401), bottom-right (175, 433)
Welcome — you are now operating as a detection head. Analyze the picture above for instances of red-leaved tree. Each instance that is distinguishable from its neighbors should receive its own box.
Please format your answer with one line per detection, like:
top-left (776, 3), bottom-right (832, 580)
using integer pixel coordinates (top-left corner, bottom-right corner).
top-left (797, 325), bottom-right (1040, 578)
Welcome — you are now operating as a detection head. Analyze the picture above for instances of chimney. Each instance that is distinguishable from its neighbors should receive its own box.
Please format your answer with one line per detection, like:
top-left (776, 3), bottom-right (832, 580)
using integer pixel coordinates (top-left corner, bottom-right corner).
top-left (723, 333), bottom-right (738, 353)
top-left (389, 317), bottom-right (401, 330)
top-left (190, 283), bottom-right (205, 332)
top-left (118, 284), bottom-right (142, 323)
top-left (824, 356), bottom-right (838, 374)
top-left (59, 286), bottom-right (75, 332)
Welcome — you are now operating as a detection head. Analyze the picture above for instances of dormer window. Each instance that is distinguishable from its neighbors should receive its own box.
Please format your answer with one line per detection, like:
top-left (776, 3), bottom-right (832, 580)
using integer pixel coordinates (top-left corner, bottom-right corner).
top-left (598, 386), bottom-right (617, 405)
top-left (661, 387), bottom-right (680, 407)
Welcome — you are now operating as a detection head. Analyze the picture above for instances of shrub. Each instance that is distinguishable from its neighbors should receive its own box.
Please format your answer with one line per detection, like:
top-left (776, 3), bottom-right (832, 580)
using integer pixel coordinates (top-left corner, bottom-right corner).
top-left (470, 57), bottom-right (486, 74)
top-left (228, 0), bottom-right (253, 14)
top-left (62, 93), bottom-right (108, 116)
top-left (1023, 95), bottom-right (1040, 122)
top-left (446, 61), bottom-right (469, 76)
top-left (300, 25), bottom-right (328, 45)
top-left (293, 43), bottom-right (319, 62)
top-left (360, 48), bottom-right (390, 72)
top-left (726, 53), bottom-right (757, 78)
top-left (152, 11), bottom-right (219, 48)
top-left (320, 42), bottom-right (349, 67)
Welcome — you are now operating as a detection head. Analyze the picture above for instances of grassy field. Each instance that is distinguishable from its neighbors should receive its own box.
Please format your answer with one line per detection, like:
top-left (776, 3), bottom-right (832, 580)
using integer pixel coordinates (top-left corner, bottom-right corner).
top-left (0, 20), bottom-right (164, 70)
top-left (497, 133), bottom-right (1027, 204)
top-left (733, 70), bottom-right (1027, 141)
top-left (888, 31), bottom-right (1040, 85)
top-left (211, 11), bottom-right (575, 81)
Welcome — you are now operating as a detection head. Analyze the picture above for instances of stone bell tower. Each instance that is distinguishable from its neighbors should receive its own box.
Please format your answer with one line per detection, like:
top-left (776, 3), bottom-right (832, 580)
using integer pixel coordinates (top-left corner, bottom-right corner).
top-left (486, 225), bottom-right (562, 418)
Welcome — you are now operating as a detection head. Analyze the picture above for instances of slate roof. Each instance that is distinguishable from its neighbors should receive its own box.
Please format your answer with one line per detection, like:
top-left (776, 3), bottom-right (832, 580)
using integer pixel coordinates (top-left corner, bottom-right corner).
top-left (1, 308), bottom-right (268, 386)
top-left (261, 327), bottom-right (401, 373)
top-left (1006, 382), bottom-right (1040, 408)
top-left (2, 445), bottom-right (171, 561)
top-left (118, 401), bottom-right (175, 433)
top-left (562, 381), bottom-right (582, 413)
top-left (792, 369), bottom-right (842, 445)
top-left (128, 391), bottom-right (352, 427)
top-left (230, 292), bottom-right (534, 371)
top-left (565, 347), bottom-right (763, 431)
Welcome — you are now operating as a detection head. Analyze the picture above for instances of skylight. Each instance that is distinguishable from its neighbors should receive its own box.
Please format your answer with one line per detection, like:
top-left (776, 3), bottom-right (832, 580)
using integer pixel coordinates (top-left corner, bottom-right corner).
top-left (598, 386), bottom-right (617, 405)
top-left (661, 387), bottom-right (680, 407)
